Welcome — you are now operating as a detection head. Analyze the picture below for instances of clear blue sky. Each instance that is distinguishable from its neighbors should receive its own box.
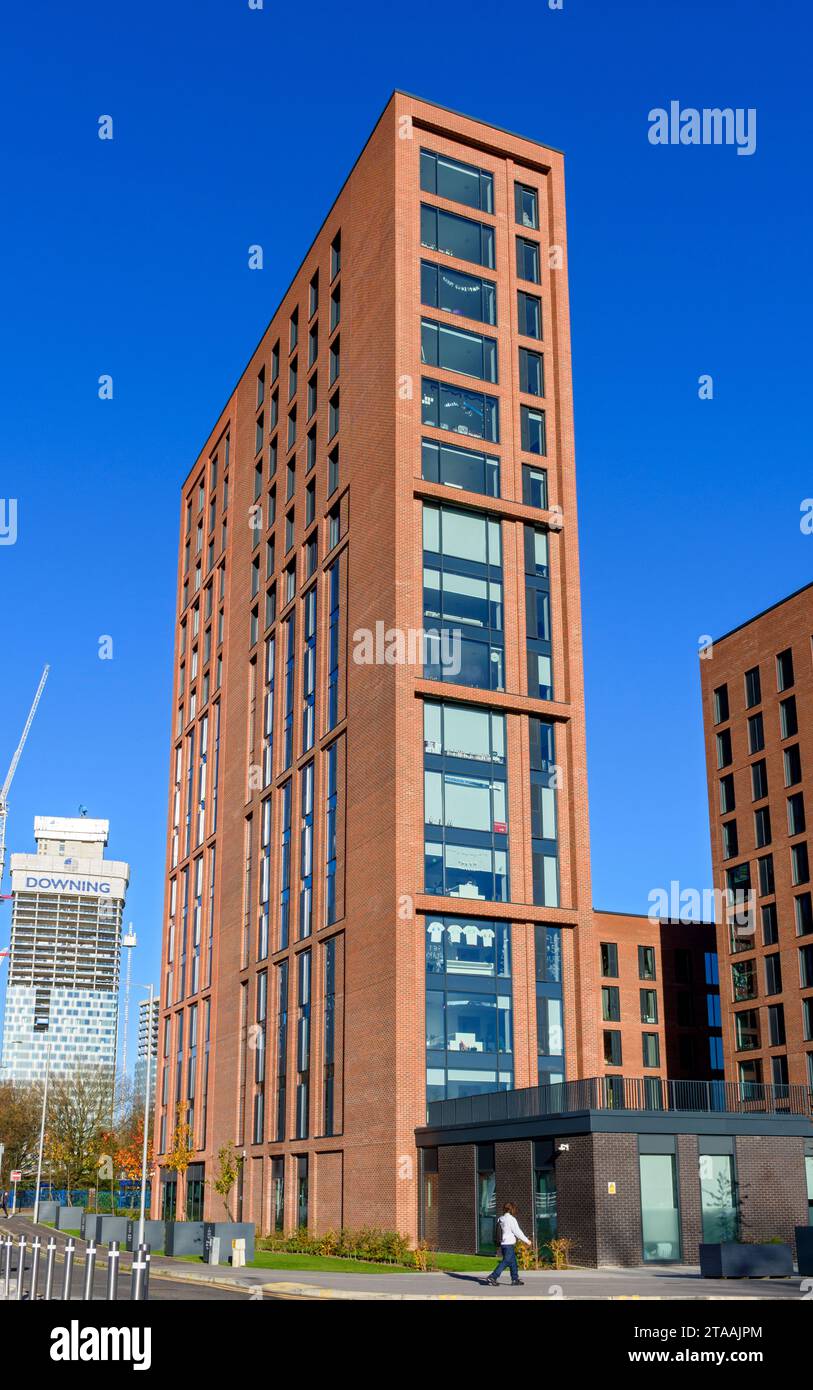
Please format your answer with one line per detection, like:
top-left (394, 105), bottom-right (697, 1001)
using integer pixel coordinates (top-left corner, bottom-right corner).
top-left (1, 0), bottom-right (811, 1063)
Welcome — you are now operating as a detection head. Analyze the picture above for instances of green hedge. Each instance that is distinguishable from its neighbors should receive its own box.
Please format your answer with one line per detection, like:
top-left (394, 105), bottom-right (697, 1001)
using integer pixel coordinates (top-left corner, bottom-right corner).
top-left (258, 1227), bottom-right (429, 1268)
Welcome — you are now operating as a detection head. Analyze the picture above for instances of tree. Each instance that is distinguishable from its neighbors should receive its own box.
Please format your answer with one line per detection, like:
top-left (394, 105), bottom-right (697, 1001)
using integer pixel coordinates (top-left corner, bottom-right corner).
top-left (0, 1081), bottom-right (41, 1178)
top-left (115, 1114), bottom-right (154, 1184)
top-left (211, 1143), bottom-right (239, 1219)
top-left (44, 1069), bottom-right (112, 1191)
top-left (165, 1103), bottom-right (193, 1220)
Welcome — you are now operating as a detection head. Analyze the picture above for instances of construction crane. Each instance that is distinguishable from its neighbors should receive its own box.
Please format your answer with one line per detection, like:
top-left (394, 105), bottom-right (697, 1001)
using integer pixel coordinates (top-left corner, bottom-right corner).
top-left (0, 664), bottom-right (50, 893)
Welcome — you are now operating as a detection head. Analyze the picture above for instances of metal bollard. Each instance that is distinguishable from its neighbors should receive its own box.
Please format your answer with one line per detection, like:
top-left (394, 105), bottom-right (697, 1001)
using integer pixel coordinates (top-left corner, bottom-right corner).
top-left (3, 1235), bottom-right (12, 1297)
top-left (16, 1236), bottom-right (26, 1299)
top-left (62, 1237), bottom-right (76, 1301)
top-left (29, 1236), bottom-right (42, 1301)
top-left (82, 1239), bottom-right (97, 1301)
top-left (106, 1241), bottom-right (120, 1300)
top-left (130, 1242), bottom-right (150, 1302)
top-left (43, 1237), bottom-right (57, 1300)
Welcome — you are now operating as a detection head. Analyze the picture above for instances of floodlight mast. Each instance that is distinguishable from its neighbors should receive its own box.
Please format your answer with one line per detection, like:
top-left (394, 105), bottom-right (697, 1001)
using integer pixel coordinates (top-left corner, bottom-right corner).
top-left (0, 664), bottom-right (50, 891)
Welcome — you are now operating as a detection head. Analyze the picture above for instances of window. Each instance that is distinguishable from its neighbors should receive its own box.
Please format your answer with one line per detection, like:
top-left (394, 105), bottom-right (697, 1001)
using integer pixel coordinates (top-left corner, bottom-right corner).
top-left (420, 260), bottom-right (496, 325)
top-left (328, 446), bottom-right (339, 495)
top-left (288, 357), bottom-right (298, 402)
top-left (309, 271), bottom-right (318, 317)
top-left (640, 1152), bottom-right (680, 1262)
top-left (747, 712), bottom-right (764, 754)
top-left (803, 997), bottom-right (813, 1042)
top-left (785, 744), bottom-right (802, 786)
top-left (601, 986), bottom-right (620, 1022)
top-left (421, 437), bottom-right (499, 498)
top-left (535, 925), bottom-right (564, 1082)
top-left (785, 794), bottom-right (805, 840)
top-left (330, 231), bottom-right (341, 280)
top-left (420, 204), bottom-right (495, 269)
top-left (520, 406), bottom-right (546, 455)
top-left (328, 391), bottom-right (340, 440)
top-left (522, 464), bottom-right (548, 510)
top-left (325, 740), bottom-right (338, 924)
top-left (299, 763), bottom-right (314, 937)
top-left (517, 290), bottom-right (542, 339)
top-left (308, 323), bottom-right (318, 368)
top-left (525, 529), bottom-right (552, 701)
top-left (330, 285), bottom-right (340, 331)
top-left (717, 729), bottom-right (732, 769)
top-left (421, 377), bottom-right (499, 442)
top-left (642, 1033), bottom-right (660, 1068)
top-left (765, 953), bottom-right (782, 996)
top-left (780, 695), bottom-right (798, 739)
top-left (801, 943), bottom-right (813, 989)
top-left (603, 1030), bottom-right (622, 1066)
top-left (758, 852), bottom-right (775, 896)
top-left (287, 407), bottom-right (296, 450)
top-left (719, 774), bottom-right (735, 814)
top-left (423, 502), bottom-right (504, 692)
top-left (289, 309), bottom-right (298, 351)
top-left (476, 1144), bottom-right (497, 1254)
top-left (271, 342), bottom-right (279, 382)
top-left (519, 347), bottom-right (544, 396)
top-left (732, 958), bottom-right (756, 1002)
top-left (700, 1152), bottom-right (738, 1242)
top-left (424, 700), bottom-right (508, 903)
top-left (307, 373), bottom-right (317, 420)
top-left (638, 945), bottom-right (656, 981)
top-left (713, 684), bottom-right (729, 723)
top-left (754, 806), bottom-right (771, 848)
top-left (640, 989), bottom-right (658, 1024)
top-left (516, 236), bottom-right (541, 283)
top-left (285, 509), bottom-right (295, 554)
top-left (323, 937), bottom-right (336, 1135)
top-left (795, 891), bottom-right (813, 936)
top-left (328, 505), bottom-right (340, 551)
top-left (305, 479), bottom-right (316, 528)
top-left (326, 559), bottom-right (340, 731)
top-left (329, 336), bottom-right (340, 384)
top-left (776, 648), bottom-right (794, 691)
top-left (426, 914), bottom-right (513, 1103)
top-left (514, 182), bottom-right (539, 229)
top-left (744, 665), bottom-right (761, 707)
top-left (761, 902), bottom-right (778, 946)
top-left (752, 759), bottom-right (768, 800)
top-left (420, 148), bottom-right (494, 213)
top-left (792, 840), bottom-right (810, 886)
top-left (601, 942), bottom-right (618, 977)
top-left (275, 961), bottom-right (288, 1140)
top-left (734, 1008), bottom-right (760, 1050)
top-left (421, 319), bottom-right (497, 383)
top-left (722, 819), bottom-right (738, 859)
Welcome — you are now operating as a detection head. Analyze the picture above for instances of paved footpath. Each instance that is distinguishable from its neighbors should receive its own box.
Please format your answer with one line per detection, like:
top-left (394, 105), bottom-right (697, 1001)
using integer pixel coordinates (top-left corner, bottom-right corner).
top-left (3, 1216), bottom-right (804, 1300)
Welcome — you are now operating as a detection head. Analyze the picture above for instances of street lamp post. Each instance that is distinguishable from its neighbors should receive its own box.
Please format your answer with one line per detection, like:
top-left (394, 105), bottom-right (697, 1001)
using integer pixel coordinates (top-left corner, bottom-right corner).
top-left (33, 1039), bottom-right (52, 1226)
top-left (136, 983), bottom-right (154, 1251)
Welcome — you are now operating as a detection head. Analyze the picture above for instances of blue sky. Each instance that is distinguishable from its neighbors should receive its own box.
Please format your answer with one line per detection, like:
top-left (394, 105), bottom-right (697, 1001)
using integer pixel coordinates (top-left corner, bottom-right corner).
top-left (1, 0), bottom-right (811, 1064)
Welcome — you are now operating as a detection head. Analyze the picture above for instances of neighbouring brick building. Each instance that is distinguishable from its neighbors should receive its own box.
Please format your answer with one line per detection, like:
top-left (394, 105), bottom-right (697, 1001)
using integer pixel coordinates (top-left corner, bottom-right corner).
top-left (700, 582), bottom-right (813, 1097)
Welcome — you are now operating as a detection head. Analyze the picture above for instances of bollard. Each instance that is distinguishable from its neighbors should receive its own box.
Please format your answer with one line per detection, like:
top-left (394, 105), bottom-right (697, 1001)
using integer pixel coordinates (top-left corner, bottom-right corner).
top-left (16, 1236), bottom-right (26, 1299)
top-left (62, 1237), bottom-right (76, 1301)
top-left (3, 1235), bottom-right (12, 1297)
top-left (30, 1236), bottom-right (42, 1301)
top-left (43, 1237), bottom-right (57, 1300)
top-left (82, 1239), bottom-right (97, 1301)
top-left (130, 1242), bottom-right (150, 1302)
top-left (106, 1241), bottom-right (120, 1301)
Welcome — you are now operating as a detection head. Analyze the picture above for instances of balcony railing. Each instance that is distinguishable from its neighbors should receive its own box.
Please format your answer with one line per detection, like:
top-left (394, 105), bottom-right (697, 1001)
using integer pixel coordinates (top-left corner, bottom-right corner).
top-left (425, 1076), bottom-right (813, 1129)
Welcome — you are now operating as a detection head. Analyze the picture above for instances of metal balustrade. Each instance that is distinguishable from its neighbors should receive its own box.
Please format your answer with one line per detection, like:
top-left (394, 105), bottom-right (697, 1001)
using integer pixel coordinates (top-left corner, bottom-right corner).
top-left (425, 1075), bottom-right (813, 1129)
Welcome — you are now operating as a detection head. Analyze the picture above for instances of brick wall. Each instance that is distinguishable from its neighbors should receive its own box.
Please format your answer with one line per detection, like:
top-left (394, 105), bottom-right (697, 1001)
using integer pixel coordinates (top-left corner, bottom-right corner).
top-left (734, 1134), bottom-right (808, 1245)
top-left (495, 1140), bottom-right (534, 1240)
top-left (437, 1144), bottom-right (477, 1255)
top-left (554, 1134), bottom-right (597, 1266)
top-left (676, 1134), bottom-right (703, 1263)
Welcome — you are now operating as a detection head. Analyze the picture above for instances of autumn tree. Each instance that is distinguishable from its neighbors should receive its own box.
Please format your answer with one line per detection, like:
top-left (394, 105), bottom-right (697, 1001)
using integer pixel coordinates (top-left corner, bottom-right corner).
top-left (44, 1069), bottom-right (111, 1191)
top-left (0, 1081), bottom-right (41, 1179)
top-left (211, 1143), bottom-right (239, 1220)
top-left (165, 1103), bottom-right (193, 1220)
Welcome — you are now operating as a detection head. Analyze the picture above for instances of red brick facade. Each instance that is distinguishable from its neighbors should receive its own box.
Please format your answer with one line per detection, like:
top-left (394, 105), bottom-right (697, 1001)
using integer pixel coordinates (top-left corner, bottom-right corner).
top-left (700, 583), bottom-right (813, 1095)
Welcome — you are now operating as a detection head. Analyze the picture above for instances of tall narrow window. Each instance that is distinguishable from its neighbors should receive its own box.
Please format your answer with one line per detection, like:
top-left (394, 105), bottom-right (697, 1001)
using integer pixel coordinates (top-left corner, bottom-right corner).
top-left (325, 741), bottom-right (338, 926)
top-left (295, 950), bottom-right (311, 1139)
top-left (299, 762), bottom-right (314, 939)
top-left (275, 962), bottom-right (288, 1141)
top-left (323, 937), bottom-right (336, 1136)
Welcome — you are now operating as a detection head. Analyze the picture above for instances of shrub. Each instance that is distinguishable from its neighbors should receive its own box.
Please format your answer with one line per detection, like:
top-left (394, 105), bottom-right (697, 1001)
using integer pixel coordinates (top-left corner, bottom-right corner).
top-left (548, 1237), bottom-right (575, 1270)
top-left (257, 1224), bottom-right (419, 1266)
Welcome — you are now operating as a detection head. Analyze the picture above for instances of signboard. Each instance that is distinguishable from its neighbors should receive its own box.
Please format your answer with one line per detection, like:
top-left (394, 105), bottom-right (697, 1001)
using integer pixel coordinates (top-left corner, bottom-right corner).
top-left (9, 1170), bottom-right (21, 1183)
top-left (10, 869), bottom-right (128, 900)
top-left (607, 1181), bottom-right (617, 1195)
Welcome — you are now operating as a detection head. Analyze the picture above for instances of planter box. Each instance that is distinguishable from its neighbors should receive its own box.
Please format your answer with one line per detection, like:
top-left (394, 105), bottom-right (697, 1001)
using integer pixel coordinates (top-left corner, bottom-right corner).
top-left (81, 1213), bottom-right (100, 1240)
top-left (203, 1222), bottom-right (256, 1265)
top-left (35, 1201), bottom-right (59, 1225)
top-left (164, 1221), bottom-right (205, 1257)
top-left (126, 1220), bottom-right (166, 1254)
top-left (699, 1242), bottom-right (793, 1278)
top-left (95, 1217), bottom-right (129, 1246)
top-left (56, 1206), bottom-right (85, 1232)
top-left (795, 1226), bottom-right (813, 1276)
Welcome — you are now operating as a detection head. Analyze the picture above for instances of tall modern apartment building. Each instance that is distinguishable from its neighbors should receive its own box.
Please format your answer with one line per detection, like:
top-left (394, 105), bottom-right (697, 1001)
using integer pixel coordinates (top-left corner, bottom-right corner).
top-left (701, 581), bottom-right (813, 1097)
top-left (154, 92), bottom-right (604, 1235)
top-left (135, 993), bottom-right (160, 1104)
top-left (0, 816), bottom-right (129, 1084)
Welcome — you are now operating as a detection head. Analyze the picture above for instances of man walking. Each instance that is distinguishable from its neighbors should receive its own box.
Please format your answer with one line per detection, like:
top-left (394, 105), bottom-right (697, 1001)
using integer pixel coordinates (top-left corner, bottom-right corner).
top-left (0, 1188), bottom-right (8, 1220)
top-left (487, 1201), bottom-right (532, 1286)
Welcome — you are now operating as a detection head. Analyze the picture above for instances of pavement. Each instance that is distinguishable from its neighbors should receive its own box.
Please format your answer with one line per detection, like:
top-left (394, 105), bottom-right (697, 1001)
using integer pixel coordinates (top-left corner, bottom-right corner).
top-left (2, 1214), bottom-right (807, 1300)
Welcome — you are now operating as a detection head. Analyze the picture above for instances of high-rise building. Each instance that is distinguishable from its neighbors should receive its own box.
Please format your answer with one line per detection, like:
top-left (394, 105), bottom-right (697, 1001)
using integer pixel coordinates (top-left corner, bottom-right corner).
top-left (154, 92), bottom-right (598, 1234)
top-left (700, 580), bottom-right (813, 1096)
top-left (135, 993), bottom-right (159, 1104)
top-left (0, 816), bottom-right (129, 1084)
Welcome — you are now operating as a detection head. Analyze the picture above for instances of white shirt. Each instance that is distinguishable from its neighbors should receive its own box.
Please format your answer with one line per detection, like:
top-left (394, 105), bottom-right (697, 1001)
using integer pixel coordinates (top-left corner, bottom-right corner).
top-left (497, 1213), bottom-right (530, 1246)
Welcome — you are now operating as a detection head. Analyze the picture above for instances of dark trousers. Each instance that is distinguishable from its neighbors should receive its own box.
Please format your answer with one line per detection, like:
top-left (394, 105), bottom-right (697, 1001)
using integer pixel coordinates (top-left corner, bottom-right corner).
top-left (490, 1243), bottom-right (520, 1282)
